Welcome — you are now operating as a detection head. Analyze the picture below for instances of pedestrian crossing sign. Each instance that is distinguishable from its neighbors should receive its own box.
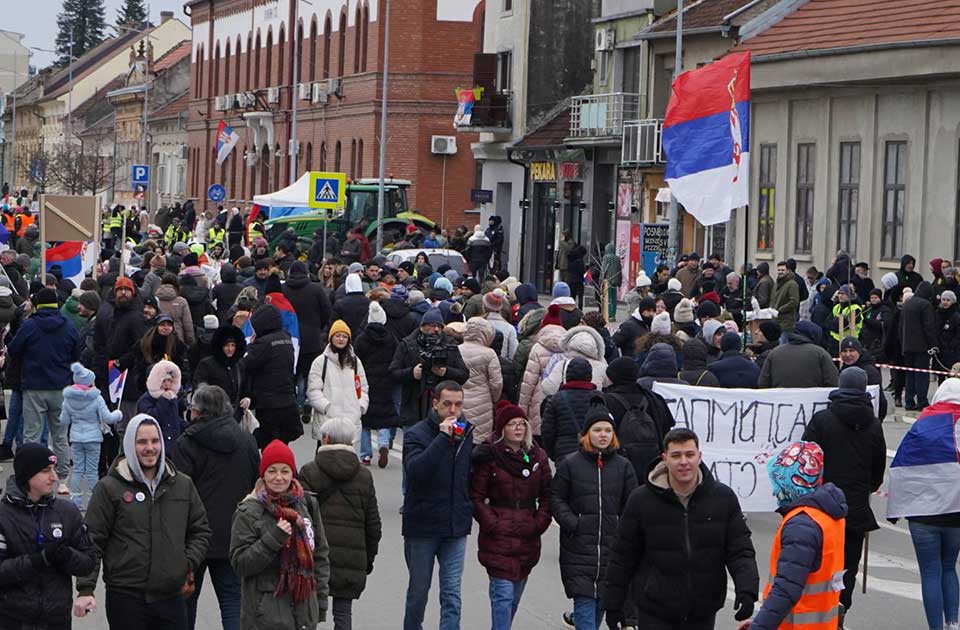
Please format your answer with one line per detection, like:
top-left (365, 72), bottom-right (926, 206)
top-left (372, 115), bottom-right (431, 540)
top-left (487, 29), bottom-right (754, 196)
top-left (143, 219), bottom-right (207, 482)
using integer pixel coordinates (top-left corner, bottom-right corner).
top-left (309, 171), bottom-right (346, 209)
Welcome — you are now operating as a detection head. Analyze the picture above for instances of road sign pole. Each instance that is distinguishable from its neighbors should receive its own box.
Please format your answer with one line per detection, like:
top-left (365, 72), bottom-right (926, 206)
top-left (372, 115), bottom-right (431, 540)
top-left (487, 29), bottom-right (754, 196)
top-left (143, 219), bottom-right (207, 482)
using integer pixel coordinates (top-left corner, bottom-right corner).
top-left (39, 194), bottom-right (46, 285)
top-left (322, 207), bottom-right (329, 264)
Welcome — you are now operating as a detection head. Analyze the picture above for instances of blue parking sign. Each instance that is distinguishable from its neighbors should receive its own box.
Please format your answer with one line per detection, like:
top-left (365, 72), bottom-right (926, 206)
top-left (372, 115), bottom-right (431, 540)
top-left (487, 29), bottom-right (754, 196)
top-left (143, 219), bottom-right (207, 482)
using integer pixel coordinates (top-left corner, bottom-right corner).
top-left (132, 165), bottom-right (150, 185)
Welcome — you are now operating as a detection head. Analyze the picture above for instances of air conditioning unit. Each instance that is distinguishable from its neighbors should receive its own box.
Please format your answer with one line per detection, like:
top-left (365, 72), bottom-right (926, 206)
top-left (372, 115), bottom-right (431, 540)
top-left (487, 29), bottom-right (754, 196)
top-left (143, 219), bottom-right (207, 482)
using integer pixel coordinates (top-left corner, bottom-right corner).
top-left (311, 82), bottom-right (328, 104)
top-left (327, 78), bottom-right (342, 97)
top-left (595, 28), bottom-right (615, 52)
top-left (431, 135), bottom-right (457, 155)
top-left (298, 83), bottom-right (312, 101)
top-left (266, 87), bottom-right (280, 104)
top-left (214, 95), bottom-right (229, 111)
top-left (244, 149), bottom-right (258, 166)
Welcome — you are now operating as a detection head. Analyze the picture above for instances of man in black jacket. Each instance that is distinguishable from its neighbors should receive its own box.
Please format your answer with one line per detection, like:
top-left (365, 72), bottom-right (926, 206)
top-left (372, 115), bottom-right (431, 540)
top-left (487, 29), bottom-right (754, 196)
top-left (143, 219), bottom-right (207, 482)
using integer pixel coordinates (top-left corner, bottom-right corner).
top-left (611, 297), bottom-right (655, 357)
top-left (839, 336), bottom-right (887, 421)
top-left (900, 281), bottom-right (939, 410)
top-left (283, 261), bottom-right (332, 413)
top-left (173, 384), bottom-right (260, 630)
top-left (0, 444), bottom-right (96, 629)
top-left (540, 358), bottom-right (598, 463)
top-left (801, 367), bottom-right (885, 623)
top-left (603, 428), bottom-right (759, 629)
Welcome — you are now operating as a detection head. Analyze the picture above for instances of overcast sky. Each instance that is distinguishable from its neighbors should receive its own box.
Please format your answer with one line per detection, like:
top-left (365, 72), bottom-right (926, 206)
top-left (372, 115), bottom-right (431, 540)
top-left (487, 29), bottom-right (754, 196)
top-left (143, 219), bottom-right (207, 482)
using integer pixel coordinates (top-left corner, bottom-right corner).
top-left (10, 0), bottom-right (186, 69)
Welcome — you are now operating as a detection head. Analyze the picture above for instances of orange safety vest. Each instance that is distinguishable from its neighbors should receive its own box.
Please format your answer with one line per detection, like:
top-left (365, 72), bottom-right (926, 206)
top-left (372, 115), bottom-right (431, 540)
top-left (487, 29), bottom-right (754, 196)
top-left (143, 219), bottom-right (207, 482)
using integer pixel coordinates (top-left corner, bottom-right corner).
top-left (14, 213), bottom-right (35, 238)
top-left (763, 505), bottom-right (846, 630)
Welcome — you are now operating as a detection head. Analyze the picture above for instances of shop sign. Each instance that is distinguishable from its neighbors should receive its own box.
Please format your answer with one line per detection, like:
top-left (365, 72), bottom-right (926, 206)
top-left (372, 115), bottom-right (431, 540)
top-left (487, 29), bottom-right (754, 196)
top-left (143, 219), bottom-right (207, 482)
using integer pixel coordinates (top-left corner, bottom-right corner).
top-left (559, 162), bottom-right (581, 180)
top-left (531, 162), bottom-right (556, 182)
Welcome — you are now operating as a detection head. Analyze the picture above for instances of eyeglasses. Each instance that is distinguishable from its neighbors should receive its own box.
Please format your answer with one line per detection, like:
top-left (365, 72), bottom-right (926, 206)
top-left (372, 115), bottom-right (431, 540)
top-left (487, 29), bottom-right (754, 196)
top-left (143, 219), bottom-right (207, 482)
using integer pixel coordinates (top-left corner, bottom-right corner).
top-left (504, 421), bottom-right (526, 429)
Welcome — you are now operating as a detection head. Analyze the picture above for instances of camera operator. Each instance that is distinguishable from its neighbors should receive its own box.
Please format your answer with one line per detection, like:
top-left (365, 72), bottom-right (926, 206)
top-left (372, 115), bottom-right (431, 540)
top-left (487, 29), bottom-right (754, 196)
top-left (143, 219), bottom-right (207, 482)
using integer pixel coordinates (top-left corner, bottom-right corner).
top-left (389, 307), bottom-right (468, 430)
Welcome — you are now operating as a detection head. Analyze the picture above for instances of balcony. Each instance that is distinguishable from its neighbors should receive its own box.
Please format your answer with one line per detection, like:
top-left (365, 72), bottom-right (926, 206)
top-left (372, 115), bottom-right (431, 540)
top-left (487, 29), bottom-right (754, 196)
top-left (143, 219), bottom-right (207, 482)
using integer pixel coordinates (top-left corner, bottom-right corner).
top-left (622, 119), bottom-right (665, 166)
top-left (567, 93), bottom-right (640, 142)
top-left (455, 90), bottom-right (513, 135)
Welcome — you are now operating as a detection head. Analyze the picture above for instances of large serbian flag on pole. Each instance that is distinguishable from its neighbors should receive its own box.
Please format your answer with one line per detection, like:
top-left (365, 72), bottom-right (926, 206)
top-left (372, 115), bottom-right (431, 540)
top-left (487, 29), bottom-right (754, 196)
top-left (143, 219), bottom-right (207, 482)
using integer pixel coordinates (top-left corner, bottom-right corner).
top-left (242, 293), bottom-right (301, 371)
top-left (216, 120), bottom-right (240, 165)
top-left (46, 241), bottom-right (86, 286)
top-left (888, 394), bottom-right (960, 518)
top-left (662, 50), bottom-right (751, 226)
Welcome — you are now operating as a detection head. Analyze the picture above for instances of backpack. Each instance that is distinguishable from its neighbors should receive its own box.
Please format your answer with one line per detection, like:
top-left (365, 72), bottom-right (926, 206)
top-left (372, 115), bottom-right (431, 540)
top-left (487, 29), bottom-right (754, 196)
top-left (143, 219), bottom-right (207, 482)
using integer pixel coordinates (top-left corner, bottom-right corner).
top-left (606, 392), bottom-right (662, 477)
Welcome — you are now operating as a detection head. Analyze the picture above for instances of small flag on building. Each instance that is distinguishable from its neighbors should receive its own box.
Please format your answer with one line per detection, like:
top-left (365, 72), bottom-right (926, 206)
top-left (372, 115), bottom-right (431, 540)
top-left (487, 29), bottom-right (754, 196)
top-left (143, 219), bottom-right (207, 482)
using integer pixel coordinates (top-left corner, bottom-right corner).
top-left (216, 120), bottom-right (240, 165)
top-left (662, 51), bottom-right (751, 226)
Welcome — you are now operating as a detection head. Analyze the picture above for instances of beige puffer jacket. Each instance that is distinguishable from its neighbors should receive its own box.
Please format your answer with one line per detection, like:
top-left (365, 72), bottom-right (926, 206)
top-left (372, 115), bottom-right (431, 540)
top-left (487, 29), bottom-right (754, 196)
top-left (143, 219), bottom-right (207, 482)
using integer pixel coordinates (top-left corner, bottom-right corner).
top-left (458, 318), bottom-right (503, 443)
top-left (540, 325), bottom-right (610, 398)
top-left (155, 283), bottom-right (195, 346)
top-left (517, 323), bottom-right (566, 436)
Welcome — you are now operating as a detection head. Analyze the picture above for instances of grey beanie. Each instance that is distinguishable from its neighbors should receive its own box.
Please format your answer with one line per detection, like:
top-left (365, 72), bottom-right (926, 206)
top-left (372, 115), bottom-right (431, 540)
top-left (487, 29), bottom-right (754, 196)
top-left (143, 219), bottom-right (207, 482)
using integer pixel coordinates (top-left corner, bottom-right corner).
top-left (837, 366), bottom-right (868, 393)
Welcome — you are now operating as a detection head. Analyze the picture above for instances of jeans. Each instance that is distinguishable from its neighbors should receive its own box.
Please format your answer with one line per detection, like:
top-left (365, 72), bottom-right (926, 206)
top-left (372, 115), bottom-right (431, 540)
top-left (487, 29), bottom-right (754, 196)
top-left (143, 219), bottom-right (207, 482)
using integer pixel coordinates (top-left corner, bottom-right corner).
top-left (106, 589), bottom-right (187, 630)
top-left (403, 536), bottom-right (467, 630)
top-left (572, 596), bottom-right (604, 630)
top-left (2, 389), bottom-right (23, 446)
top-left (22, 390), bottom-right (69, 479)
top-left (70, 442), bottom-right (100, 508)
top-left (332, 596), bottom-right (353, 630)
top-left (186, 558), bottom-right (241, 630)
top-left (904, 352), bottom-right (932, 407)
top-left (360, 428), bottom-right (391, 460)
top-left (489, 578), bottom-right (526, 629)
top-left (909, 521), bottom-right (960, 630)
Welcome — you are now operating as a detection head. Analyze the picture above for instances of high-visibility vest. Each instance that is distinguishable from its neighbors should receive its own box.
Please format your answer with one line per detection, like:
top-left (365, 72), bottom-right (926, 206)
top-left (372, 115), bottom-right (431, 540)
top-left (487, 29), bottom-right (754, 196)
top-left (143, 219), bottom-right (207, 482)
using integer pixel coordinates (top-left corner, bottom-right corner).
top-left (830, 302), bottom-right (863, 341)
top-left (247, 221), bottom-right (264, 242)
top-left (764, 505), bottom-right (846, 630)
top-left (208, 226), bottom-right (226, 245)
top-left (108, 212), bottom-right (123, 230)
top-left (14, 213), bottom-right (35, 238)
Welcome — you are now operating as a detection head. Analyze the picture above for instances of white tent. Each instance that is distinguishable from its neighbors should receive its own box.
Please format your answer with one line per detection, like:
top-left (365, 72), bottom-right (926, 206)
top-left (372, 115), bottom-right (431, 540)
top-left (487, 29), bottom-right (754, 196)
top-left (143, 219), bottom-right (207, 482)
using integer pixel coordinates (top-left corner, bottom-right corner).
top-left (253, 172), bottom-right (311, 207)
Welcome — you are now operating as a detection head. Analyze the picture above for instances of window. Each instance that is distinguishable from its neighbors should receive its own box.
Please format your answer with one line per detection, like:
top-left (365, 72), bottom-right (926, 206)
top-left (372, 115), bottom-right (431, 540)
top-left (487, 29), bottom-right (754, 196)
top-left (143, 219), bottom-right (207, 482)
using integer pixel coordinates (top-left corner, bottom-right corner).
top-left (794, 143), bottom-right (815, 254)
top-left (475, 160), bottom-right (483, 190)
top-left (598, 51), bottom-right (610, 86)
top-left (496, 51), bottom-right (512, 93)
top-left (837, 142), bottom-right (860, 256)
top-left (309, 19), bottom-right (318, 81)
top-left (265, 29), bottom-right (273, 87)
top-left (297, 23), bottom-right (304, 83)
top-left (357, 139), bottom-right (363, 178)
top-left (338, 11), bottom-right (347, 77)
top-left (622, 48), bottom-right (640, 94)
top-left (354, 6), bottom-right (362, 74)
top-left (306, 142), bottom-right (313, 172)
top-left (323, 16), bottom-right (331, 79)
top-left (235, 37), bottom-right (242, 93)
top-left (882, 141), bottom-right (907, 259)
top-left (246, 35), bottom-right (253, 89)
top-left (254, 32), bottom-right (261, 89)
top-left (350, 139), bottom-right (357, 177)
top-left (361, 4), bottom-right (369, 72)
top-left (335, 140), bottom-right (342, 171)
top-left (320, 142), bottom-right (327, 170)
top-left (197, 45), bottom-right (204, 97)
top-left (757, 144), bottom-right (776, 251)
top-left (503, 0), bottom-right (512, 12)
top-left (277, 26), bottom-right (285, 90)
top-left (223, 41), bottom-right (231, 93)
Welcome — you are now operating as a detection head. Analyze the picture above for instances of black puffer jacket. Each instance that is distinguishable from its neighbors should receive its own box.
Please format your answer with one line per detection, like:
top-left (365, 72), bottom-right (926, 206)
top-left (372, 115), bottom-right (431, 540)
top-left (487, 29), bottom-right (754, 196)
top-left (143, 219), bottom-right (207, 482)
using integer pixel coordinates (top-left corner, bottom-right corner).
top-left (602, 461), bottom-right (759, 624)
top-left (240, 305), bottom-right (296, 410)
top-left (282, 270), bottom-right (332, 362)
top-left (213, 264), bottom-right (243, 324)
top-left (382, 298), bottom-right (419, 342)
top-left (173, 413), bottom-right (260, 558)
top-left (551, 447), bottom-right (638, 600)
top-left (901, 281), bottom-right (938, 354)
top-left (180, 276), bottom-right (212, 338)
top-left (802, 391), bottom-right (886, 532)
top-left (389, 332), bottom-right (469, 426)
top-left (0, 477), bottom-right (96, 627)
top-left (193, 326), bottom-right (246, 416)
top-left (540, 382), bottom-right (597, 463)
top-left (602, 383), bottom-right (675, 480)
top-left (611, 313), bottom-right (650, 357)
top-left (299, 445), bottom-right (382, 600)
top-left (841, 352), bottom-right (887, 421)
top-left (332, 293), bottom-right (371, 338)
top-left (355, 323), bottom-right (401, 429)
top-left (677, 339), bottom-right (720, 387)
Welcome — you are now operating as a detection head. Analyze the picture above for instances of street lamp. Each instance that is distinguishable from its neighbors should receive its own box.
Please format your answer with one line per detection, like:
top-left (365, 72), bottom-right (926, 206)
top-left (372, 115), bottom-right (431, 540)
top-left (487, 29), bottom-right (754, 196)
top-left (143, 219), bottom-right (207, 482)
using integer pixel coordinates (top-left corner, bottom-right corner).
top-left (116, 25), bottom-right (161, 167)
top-left (375, 0), bottom-right (392, 252)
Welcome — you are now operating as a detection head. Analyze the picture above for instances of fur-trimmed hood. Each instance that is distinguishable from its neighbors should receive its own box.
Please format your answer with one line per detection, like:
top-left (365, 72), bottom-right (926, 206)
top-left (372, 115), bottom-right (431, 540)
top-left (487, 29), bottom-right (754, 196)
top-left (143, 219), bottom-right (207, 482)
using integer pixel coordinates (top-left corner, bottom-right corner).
top-left (146, 360), bottom-right (182, 399)
top-left (561, 325), bottom-right (605, 361)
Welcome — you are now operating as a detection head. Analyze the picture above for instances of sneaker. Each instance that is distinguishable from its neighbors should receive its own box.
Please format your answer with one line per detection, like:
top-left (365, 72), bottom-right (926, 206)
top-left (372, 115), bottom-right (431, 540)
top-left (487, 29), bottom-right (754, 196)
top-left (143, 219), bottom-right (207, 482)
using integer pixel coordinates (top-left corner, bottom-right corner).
top-left (945, 622), bottom-right (958, 630)
top-left (378, 446), bottom-right (389, 469)
top-left (0, 444), bottom-right (13, 461)
top-left (361, 456), bottom-right (372, 466)
top-left (562, 611), bottom-right (575, 629)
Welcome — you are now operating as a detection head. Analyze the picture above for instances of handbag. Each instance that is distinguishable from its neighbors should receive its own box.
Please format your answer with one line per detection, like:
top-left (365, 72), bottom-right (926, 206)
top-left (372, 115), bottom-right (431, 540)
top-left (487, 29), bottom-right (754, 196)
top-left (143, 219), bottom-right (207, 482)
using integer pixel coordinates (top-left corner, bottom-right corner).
top-left (241, 408), bottom-right (259, 434)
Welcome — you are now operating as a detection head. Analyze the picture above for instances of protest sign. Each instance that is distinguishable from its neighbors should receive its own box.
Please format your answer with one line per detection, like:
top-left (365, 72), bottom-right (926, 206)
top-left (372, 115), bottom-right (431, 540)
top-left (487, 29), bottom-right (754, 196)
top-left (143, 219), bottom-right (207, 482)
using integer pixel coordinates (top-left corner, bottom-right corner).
top-left (651, 383), bottom-right (880, 512)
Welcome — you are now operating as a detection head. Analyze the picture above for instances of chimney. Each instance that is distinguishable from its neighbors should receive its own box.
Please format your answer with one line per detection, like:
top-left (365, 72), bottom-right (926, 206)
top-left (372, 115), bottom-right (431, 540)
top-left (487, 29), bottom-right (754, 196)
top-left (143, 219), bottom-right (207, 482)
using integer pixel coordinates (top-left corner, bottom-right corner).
top-left (161, 11), bottom-right (174, 24)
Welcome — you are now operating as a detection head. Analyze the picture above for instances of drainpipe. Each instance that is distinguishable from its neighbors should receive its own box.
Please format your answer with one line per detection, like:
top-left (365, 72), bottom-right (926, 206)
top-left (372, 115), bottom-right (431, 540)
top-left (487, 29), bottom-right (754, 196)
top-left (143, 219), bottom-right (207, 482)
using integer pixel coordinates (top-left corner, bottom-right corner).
top-left (507, 148), bottom-right (530, 281)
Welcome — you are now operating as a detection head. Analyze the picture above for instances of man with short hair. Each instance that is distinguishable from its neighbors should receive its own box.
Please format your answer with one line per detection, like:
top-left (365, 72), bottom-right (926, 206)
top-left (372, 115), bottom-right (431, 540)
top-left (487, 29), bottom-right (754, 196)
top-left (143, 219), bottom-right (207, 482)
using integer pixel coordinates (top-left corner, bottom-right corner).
top-left (676, 253), bottom-right (702, 298)
top-left (838, 336), bottom-right (887, 420)
top-left (771, 261), bottom-right (800, 336)
top-left (402, 381), bottom-right (474, 630)
top-left (361, 261), bottom-right (381, 293)
top-left (603, 428), bottom-right (759, 629)
top-left (75, 415), bottom-right (211, 628)
top-left (758, 321), bottom-right (839, 389)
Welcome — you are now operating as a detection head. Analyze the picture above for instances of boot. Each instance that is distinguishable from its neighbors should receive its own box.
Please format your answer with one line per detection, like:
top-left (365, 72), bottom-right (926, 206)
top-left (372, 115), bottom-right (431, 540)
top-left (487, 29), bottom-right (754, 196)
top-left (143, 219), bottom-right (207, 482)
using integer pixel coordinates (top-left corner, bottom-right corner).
top-left (0, 443), bottom-right (13, 461)
top-left (838, 603), bottom-right (847, 628)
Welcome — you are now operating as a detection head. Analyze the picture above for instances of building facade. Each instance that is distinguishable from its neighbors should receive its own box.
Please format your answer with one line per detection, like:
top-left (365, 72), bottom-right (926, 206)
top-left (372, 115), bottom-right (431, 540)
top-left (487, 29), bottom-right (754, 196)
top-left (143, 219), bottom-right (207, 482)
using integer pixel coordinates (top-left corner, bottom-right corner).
top-left (0, 30), bottom-right (31, 96)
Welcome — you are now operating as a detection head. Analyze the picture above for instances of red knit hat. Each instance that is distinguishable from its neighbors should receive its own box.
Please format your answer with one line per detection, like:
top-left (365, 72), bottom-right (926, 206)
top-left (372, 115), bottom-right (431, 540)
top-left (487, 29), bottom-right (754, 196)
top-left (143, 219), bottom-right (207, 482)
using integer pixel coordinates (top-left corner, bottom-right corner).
top-left (259, 439), bottom-right (297, 478)
top-left (114, 276), bottom-right (136, 295)
top-left (540, 304), bottom-right (564, 329)
top-left (493, 400), bottom-right (530, 445)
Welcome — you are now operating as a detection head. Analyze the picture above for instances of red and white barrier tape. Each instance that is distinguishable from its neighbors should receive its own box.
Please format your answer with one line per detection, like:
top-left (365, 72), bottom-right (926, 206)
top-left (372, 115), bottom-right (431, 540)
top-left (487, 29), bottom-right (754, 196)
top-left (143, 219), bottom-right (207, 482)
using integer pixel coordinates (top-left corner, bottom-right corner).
top-left (831, 356), bottom-right (954, 376)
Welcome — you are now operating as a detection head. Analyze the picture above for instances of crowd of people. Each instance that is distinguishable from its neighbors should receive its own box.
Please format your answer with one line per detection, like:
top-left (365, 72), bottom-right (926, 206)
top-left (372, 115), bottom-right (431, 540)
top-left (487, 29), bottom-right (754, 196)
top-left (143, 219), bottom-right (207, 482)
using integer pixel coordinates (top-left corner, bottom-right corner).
top-left (0, 191), bottom-right (958, 630)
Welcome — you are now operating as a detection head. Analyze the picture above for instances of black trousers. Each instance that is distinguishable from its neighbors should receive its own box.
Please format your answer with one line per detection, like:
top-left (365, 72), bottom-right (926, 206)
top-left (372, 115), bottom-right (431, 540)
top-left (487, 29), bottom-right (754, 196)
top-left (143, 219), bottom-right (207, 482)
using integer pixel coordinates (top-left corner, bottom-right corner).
top-left (253, 404), bottom-right (304, 448)
top-left (105, 590), bottom-right (187, 630)
top-left (842, 528), bottom-right (867, 609)
top-left (633, 611), bottom-right (716, 630)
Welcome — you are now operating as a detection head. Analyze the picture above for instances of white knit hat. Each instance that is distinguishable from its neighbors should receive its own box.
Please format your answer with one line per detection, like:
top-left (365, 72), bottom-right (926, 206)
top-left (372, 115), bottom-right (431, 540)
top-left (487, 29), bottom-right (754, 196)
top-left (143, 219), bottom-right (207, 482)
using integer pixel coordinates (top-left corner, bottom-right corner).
top-left (650, 311), bottom-right (672, 335)
top-left (635, 271), bottom-right (651, 288)
top-left (668, 278), bottom-right (682, 292)
top-left (368, 301), bottom-right (387, 325)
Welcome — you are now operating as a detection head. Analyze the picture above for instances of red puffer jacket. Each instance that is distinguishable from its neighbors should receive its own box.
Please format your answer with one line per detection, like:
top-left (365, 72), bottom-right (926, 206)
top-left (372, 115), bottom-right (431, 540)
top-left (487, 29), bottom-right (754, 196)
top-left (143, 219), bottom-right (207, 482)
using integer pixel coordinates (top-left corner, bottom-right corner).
top-left (470, 442), bottom-right (552, 582)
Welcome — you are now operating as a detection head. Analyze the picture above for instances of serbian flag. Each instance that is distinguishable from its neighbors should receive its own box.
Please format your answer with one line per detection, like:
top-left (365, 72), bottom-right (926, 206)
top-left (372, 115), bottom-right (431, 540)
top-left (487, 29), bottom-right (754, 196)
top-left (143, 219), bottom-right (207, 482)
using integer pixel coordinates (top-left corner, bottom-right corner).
top-left (216, 120), bottom-right (240, 165)
top-left (46, 241), bottom-right (86, 286)
top-left (888, 399), bottom-right (960, 518)
top-left (242, 294), bottom-right (301, 371)
top-left (662, 51), bottom-right (751, 226)
top-left (108, 360), bottom-right (128, 404)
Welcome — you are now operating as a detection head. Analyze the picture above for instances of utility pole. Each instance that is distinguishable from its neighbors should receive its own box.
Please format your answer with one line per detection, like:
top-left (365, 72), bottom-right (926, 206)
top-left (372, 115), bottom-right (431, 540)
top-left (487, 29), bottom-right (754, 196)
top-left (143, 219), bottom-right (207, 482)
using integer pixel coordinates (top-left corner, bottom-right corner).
top-left (375, 0), bottom-right (392, 252)
top-left (289, 0), bottom-right (306, 185)
top-left (67, 33), bottom-right (74, 142)
top-left (667, 0), bottom-right (683, 263)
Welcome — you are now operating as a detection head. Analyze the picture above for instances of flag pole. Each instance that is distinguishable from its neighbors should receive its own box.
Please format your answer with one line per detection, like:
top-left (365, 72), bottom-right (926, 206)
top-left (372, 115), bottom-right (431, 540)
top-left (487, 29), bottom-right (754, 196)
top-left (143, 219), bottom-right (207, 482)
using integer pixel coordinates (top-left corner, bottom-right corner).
top-left (667, 0), bottom-right (683, 264)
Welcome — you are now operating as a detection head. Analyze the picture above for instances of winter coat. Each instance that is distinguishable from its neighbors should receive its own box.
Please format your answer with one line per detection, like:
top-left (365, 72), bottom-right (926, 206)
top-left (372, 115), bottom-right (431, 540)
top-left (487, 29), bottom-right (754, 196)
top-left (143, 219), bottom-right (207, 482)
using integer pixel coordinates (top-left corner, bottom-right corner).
top-left (841, 352), bottom-right (887, 421)
top-left (748, 485), bottom-right (848, 630)
top-left (471, 442), bottom-right (552, 582)
top-left (754, 274), bottom-right (774, 309)
top-left (465, 238), bottom-right (492, 276)
top-left (758, 332), bottom-right (838, 388)
top-left (60, 295), bottom-right (87, 331)
top-left (900, 281), bottom-right (939, 354)
top-left (555, 239), bottom-right (573, 271)
top-left (601, 243), bottom-right (622, 287)
top-left (551, 447), bottom-right (638, 599)
top-left (307, 345), bottom-right (369, 441)
top-left (354, 323), bottom-right (401, 430)
top-left (332, 293), bottom-right (371, 339)
top-left (78, 458), bottom-right (211, 599)
top-left (402, 410), bottom-right (475, 538)
top-left (212, 265), bottom-right (243, 324)
top-left (8, 309), bottom-right (79, 390)
top-left (283, 271), bottom-right (332, 361)
top-left (860, 302), bottom-right (892, 360)
top-left (709, 351), bottom-right (761, 388)
top-left (137, 365), bottom-right (184, 456)
top-left (938, 304), bottom-right (960, 365)
top-left (299, 444), bottom-right (382, 600)
top-left (566, 245), bottom-right (587, 285)
top-left (0, 477), bottom-right (97, 628)
top-left (602, 461), bottom-right (759, 624)
top-left (513, 307), bottom-right (546, 380)
top-left (179, 279), bottom-right (212, 337)
top-left (676, 266), bottom-right (701, 298)
top-left (155, 284), bottom-right (196, 346)
top-left (677, 340), bottom-right (720, 387)
top-left (612, 313), bottom-right (650, 357)
top-left (540, 382), bottom-right (597, 462)
top-left (772, 271), bottom-right (800, 333)
top-left (123, 332), bottom-right (188, 405)
top-left (230, 490), bottom-right (330, 630)
top-left (802, 392), bottom-right (885, 532)
top-left (517, 324), bottom-right (566, 435)
top-left (457, 318), bottom-right (504, 442)
top-left (173, 413), bottom-right (260, 559)
top-left (895, 255), bottom-right (924, 293)
top-left (486, 312), bottom-right (518, 361)
top-left (60, 384), bottom-right (122, 443)
top-left (382, 298), bottom-right (419, 342)
top-left (193, 326), bottom-right (246, 416)
top-left (389, 332), bottom-right (469, 426)
top-left (541, 325), bottom-right (609, 398)
top-left (240, 307), bottom-right (296, 411)
top-left (93, 295), bottom-right (146, 382)
top-left (515, 284), bottom-right (542, 322)
top-left (602, 383), bottom-right (676, 479)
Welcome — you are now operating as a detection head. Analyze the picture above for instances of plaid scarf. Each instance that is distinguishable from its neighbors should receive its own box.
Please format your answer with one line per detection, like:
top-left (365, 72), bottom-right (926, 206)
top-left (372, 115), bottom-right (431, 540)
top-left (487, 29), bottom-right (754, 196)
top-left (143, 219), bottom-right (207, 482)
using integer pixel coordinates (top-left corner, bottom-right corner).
top-left (257, 479), bottom-right (316, 603)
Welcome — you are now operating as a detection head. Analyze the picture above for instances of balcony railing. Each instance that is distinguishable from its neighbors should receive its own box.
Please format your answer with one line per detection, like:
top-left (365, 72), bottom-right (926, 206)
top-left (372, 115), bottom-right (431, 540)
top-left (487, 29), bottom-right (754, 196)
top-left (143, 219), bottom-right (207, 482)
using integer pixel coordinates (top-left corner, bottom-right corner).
top-left (455, 90), bottom-right (512, 133)
top-left (568, 93), bottom-right (640, 139)
top-left (622, 119), bottom-right (665, 166)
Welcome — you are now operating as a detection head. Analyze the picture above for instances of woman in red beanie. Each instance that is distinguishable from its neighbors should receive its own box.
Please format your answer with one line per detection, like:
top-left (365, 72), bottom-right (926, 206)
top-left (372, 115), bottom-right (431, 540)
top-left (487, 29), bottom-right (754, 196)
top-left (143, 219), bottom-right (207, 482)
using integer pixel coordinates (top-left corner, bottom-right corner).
top-left (230, 440), bottom-right (331, 629)
top-left (470, 400), bottom-right (552, 629)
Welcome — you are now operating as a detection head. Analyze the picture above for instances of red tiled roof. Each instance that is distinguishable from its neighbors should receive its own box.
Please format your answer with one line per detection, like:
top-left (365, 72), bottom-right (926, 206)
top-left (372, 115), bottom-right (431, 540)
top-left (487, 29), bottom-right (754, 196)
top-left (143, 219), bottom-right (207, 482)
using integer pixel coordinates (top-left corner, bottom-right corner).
top-left (513, 107), bottom-right (571, 149)
top-left (650, 0), bottom-right (772, 32)
top-left (744, 0), bottom-right (960, 57)
top-left (150, 91), bottom-right (190, 119)
top-left (153, 40), bottom-right (191, 74)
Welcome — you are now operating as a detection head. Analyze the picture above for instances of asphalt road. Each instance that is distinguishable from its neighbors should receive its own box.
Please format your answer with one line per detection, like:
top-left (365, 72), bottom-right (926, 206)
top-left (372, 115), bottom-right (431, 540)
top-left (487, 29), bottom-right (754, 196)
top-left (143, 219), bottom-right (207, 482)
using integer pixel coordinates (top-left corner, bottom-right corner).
top-left (0, 403), bottom-right (926, 630)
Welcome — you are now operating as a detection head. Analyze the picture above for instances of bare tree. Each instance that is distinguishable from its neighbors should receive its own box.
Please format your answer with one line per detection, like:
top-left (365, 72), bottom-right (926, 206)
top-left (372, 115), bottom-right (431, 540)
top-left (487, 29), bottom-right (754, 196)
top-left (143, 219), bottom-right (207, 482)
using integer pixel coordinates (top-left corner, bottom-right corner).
top-left (17, 148), bottom-right (49, 191)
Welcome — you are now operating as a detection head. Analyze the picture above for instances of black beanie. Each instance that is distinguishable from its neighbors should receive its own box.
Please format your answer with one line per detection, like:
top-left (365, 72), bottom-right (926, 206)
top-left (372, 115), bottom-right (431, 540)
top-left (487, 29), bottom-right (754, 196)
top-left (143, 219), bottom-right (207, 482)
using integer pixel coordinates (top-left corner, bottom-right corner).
top-left (720, 331), bottom-right (741, 353)
top-left (14, 443), bottom-right (57, 489)
top-left (696, 301), bottom-right (720, 319)
top-left (565, 357), bottom-right (593, 383)
top-left (606, 356), bottom-right (640, 384)
top-left (759, 321), bottom-right (781, 343)
top-left (580, 395), bottom-right (616, 436)
top-left (33, 287), bottom-right (59, 308)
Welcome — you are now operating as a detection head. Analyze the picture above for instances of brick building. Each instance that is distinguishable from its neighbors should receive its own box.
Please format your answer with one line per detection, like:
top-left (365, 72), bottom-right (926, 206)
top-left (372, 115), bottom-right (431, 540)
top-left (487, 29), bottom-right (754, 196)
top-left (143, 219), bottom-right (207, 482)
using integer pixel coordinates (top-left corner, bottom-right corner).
top-left (184, 0), bottom-right (484, 231)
